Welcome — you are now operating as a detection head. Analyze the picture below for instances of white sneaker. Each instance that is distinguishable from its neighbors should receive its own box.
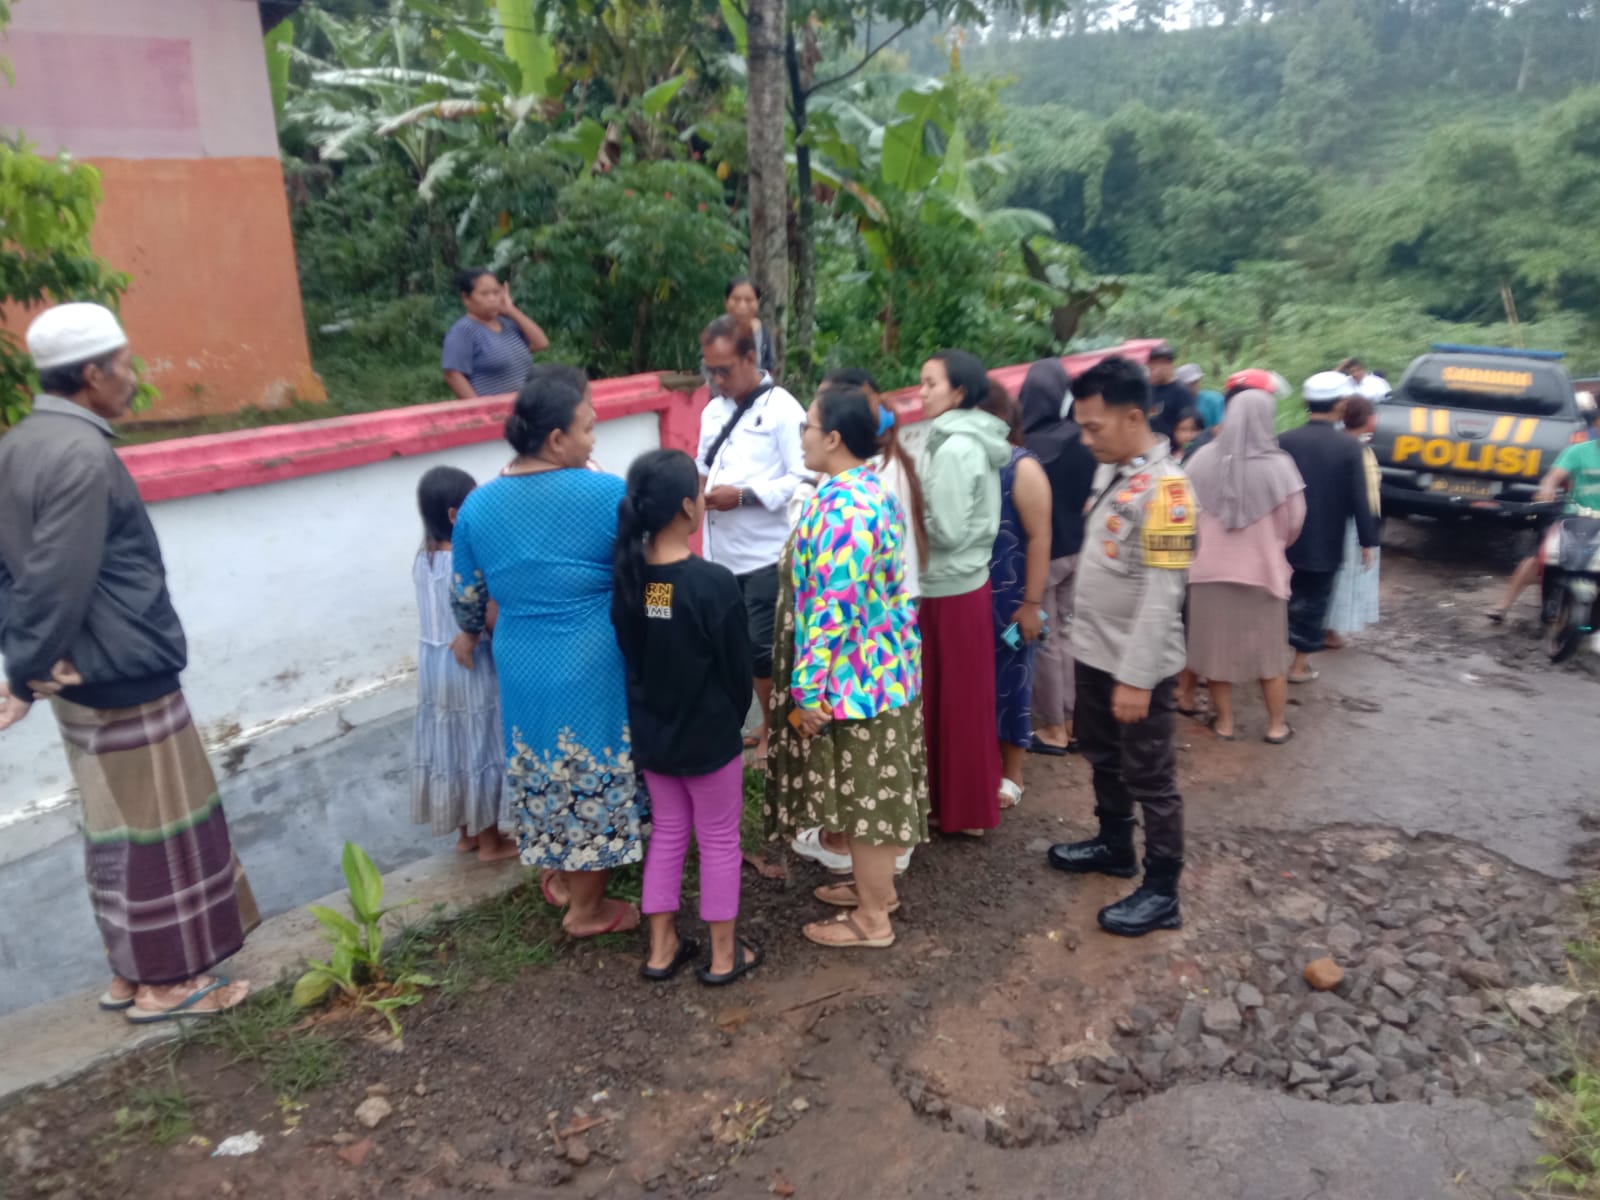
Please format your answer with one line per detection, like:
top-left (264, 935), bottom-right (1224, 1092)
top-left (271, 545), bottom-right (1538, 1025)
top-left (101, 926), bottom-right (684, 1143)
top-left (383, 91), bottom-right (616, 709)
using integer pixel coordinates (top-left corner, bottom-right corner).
top-left (791, 826), bottom-right (852, 874)
top-left (792, 827), bottom-right (913, 875)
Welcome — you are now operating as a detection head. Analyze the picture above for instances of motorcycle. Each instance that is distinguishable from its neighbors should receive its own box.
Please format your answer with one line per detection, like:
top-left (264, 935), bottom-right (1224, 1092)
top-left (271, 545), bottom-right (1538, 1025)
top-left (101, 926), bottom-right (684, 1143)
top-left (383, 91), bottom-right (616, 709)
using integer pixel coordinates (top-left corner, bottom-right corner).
top-left (1537, 502), bottom-right (1600, 662)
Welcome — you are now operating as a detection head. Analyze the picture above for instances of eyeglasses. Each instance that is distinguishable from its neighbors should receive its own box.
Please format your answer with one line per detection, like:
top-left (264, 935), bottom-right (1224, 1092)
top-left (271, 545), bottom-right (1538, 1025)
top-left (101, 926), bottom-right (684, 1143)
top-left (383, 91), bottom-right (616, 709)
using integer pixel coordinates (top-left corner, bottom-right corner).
top-left (705, 363), bottom-right (737, 380)
top-left (800, 419), bottom-right (823, 437)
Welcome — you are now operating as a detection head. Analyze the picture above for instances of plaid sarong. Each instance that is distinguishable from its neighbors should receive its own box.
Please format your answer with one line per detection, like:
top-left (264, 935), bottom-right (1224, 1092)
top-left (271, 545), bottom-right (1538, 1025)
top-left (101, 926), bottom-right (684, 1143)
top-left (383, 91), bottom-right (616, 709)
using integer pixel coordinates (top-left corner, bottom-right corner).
top-left (52, 691), bottom-right (259, 986)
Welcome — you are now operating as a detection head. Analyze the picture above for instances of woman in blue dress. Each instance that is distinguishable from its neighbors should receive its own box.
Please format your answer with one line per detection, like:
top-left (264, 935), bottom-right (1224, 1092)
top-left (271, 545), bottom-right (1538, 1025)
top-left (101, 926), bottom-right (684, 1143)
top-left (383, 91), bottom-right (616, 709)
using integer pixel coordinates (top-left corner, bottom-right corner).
top-left (982, 385), bottom-right (1053, 814)
top-left (450, 364), bottom-right (648, 937)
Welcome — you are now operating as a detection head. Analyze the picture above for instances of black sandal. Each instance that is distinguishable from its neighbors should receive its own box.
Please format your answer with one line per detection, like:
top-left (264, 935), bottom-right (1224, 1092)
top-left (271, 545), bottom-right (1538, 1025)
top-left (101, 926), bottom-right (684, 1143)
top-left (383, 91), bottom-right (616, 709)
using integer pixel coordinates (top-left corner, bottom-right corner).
top-left (698, 940), bottom-right (763, 987)
top-left (640, 936), bottom-right (699, 982)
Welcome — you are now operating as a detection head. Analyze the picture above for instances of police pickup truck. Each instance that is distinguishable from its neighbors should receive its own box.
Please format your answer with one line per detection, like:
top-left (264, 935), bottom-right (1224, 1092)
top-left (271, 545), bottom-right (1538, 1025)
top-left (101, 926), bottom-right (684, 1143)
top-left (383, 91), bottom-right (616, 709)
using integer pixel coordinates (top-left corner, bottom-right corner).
top-left (1373, 344), bottom-right (1589, 520)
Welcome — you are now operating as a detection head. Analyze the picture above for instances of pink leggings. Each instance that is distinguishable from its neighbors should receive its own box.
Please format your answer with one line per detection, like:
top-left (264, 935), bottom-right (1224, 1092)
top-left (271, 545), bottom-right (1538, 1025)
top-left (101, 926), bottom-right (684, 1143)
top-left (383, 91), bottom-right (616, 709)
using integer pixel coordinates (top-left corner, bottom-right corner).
top-left (641, 758), bottom-right (744, 923)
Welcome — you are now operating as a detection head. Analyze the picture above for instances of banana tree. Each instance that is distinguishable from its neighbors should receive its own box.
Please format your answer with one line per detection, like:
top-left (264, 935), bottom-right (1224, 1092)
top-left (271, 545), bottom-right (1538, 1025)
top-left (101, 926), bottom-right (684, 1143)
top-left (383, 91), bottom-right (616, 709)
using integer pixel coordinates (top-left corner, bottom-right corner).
top-left (802, 77), bottom-right (1075, 353)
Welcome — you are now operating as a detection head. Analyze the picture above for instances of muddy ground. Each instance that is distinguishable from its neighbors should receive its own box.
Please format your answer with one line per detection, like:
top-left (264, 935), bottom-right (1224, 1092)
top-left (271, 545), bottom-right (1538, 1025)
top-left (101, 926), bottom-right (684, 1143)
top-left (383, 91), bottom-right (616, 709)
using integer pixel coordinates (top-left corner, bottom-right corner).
top-left (2, 516), bottom-right (1596, 1200)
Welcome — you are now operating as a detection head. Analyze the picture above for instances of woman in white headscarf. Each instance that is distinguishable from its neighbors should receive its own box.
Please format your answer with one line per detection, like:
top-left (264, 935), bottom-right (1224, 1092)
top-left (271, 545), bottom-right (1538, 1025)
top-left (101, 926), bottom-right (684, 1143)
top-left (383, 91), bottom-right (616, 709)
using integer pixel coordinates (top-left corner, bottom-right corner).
top-left (1184, 389), bottom-right (1306, 744)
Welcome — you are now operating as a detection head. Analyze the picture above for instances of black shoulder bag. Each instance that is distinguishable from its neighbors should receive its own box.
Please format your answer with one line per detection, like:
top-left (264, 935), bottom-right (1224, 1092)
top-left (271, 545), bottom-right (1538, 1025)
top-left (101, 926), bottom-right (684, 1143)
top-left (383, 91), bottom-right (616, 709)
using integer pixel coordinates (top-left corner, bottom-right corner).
top-left (702, 382), bottom-right (775, 472)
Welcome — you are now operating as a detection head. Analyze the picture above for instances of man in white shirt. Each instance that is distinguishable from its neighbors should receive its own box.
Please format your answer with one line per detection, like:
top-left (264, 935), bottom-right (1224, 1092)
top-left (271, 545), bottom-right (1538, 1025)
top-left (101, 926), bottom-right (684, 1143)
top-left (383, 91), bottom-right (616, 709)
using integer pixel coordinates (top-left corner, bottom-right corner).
top-left (1337, 357), bottom-right (1392, 403)
top-left (697, 315), bottom-right (807, 759)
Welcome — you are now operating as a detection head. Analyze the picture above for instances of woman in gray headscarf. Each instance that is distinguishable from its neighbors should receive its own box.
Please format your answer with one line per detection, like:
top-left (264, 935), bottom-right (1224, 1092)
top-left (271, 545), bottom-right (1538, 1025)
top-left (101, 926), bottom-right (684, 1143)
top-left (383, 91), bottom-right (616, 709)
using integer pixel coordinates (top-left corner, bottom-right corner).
top-left (1184, 389), bottom-right (1306, 744)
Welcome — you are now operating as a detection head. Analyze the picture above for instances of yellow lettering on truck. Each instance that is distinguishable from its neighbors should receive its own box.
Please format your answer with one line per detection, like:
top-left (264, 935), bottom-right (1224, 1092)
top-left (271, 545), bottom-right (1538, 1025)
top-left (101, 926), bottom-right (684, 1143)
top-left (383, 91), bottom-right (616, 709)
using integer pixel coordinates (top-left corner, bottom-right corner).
top-left (1391, 438), bottom-right (1542, 477)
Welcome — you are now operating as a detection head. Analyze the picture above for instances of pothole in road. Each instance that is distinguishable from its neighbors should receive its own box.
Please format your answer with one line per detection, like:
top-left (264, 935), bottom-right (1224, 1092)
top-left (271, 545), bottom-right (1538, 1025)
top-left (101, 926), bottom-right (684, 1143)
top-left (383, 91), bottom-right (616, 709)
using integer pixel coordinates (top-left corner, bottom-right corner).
top-left (888, 828), bottom-right (1586, 1150)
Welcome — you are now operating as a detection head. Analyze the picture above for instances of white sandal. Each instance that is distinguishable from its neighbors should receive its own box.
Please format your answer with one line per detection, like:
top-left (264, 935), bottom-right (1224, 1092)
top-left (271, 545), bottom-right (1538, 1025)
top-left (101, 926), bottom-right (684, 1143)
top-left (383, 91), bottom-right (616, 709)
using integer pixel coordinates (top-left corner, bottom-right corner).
top-left (999, 779), bottom-right (1024, 810)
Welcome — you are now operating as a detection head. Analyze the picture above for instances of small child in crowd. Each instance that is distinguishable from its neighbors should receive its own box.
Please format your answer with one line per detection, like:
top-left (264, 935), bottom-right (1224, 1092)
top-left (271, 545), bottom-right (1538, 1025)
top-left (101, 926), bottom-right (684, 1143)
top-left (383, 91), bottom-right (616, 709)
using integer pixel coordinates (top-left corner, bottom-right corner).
top-left (611, 449), bottom-right (762, 986)
top-left (1171, 407), bottom-right (1201, 456)
top-left (411, 466), bottom-right (519, 862)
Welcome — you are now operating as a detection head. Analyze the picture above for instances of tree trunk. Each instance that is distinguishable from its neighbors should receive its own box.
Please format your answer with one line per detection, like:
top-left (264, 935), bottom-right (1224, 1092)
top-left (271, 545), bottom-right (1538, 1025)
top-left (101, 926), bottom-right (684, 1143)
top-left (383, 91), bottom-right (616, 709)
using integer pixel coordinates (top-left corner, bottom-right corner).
top-left (746, 0), bottom-right (789, 377)
top-left (786, 33), bottom-right (817, 385)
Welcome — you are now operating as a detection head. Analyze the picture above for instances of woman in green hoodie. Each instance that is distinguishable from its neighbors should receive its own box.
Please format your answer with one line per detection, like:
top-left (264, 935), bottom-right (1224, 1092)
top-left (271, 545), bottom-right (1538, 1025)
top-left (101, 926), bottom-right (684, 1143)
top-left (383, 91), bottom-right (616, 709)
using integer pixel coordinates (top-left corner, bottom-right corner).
top-left (917, 349), bottom-right (1014, 835)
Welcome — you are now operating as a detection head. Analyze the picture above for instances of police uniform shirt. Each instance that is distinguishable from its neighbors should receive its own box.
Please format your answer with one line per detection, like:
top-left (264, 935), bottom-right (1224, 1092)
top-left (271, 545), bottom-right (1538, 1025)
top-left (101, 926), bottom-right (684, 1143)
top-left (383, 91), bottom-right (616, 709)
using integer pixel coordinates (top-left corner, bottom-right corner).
top-left (1072, 439), bottom-right (1196, 689)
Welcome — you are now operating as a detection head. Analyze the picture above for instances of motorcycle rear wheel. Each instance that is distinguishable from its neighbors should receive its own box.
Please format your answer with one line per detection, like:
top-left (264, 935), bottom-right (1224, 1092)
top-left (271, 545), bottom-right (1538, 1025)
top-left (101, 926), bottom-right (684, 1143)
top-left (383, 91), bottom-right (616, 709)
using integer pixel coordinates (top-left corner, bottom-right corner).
top-left (1545, 592), bottom-right (1586, 663)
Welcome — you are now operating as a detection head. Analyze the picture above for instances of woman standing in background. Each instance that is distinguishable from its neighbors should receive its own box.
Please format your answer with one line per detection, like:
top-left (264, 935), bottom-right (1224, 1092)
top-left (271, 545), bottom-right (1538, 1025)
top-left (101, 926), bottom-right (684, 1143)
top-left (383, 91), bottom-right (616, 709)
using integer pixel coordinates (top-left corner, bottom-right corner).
top-left (917, 350), bottom-right (1011, 837)
top-left (982, 384), bottom-right (1053, 811)
top-left (1183, 388), bottom-right (1306, 744)
top-left (1324, 395), bottom-right (1382, 648)
top-left (441, 268), bottom-right (550, 400)
top-left (1018, 359), bottom-right (1097, 758)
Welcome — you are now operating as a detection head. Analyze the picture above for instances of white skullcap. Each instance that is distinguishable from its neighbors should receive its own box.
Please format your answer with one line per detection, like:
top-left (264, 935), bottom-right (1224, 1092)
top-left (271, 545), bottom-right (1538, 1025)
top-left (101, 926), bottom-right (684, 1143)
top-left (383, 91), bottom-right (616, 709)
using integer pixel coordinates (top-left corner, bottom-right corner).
top-left (26, 303), bottom-right (128, 371)
top-left (1303, 371), bottom-right (1354, 406)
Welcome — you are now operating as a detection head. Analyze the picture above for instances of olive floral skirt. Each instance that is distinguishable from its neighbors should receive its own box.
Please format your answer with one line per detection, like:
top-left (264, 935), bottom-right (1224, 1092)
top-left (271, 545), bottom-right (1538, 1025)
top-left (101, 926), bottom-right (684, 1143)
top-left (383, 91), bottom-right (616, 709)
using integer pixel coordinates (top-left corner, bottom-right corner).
top-left (763, 541), bottom-right (930, 849)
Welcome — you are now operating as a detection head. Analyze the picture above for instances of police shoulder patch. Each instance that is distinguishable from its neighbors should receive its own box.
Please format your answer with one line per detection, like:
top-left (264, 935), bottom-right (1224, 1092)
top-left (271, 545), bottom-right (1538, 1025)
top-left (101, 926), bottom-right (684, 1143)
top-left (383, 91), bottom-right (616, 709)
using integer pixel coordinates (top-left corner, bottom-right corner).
top-left (1143, 475), bottom-right (1197, 569)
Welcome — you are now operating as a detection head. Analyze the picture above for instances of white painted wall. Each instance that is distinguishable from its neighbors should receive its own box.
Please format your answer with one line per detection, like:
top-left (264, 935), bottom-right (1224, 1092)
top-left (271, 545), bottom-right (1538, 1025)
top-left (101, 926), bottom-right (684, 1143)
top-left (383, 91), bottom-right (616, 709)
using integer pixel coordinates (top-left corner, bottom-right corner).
top-left (0, 412), bottom-right (660, 843)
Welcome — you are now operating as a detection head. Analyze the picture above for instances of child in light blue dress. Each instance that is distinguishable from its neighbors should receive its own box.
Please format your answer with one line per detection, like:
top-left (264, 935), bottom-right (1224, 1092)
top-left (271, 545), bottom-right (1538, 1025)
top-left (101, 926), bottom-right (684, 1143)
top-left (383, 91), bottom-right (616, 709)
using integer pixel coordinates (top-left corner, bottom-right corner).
top-left (411, 466), bottom-right (517, 862)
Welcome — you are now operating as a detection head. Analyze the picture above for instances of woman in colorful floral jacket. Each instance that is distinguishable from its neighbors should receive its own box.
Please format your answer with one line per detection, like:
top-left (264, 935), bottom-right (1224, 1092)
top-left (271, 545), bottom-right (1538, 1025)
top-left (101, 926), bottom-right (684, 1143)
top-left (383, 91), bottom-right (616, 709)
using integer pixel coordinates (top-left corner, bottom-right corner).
top-left (765, 385), bottom-right (928, 951)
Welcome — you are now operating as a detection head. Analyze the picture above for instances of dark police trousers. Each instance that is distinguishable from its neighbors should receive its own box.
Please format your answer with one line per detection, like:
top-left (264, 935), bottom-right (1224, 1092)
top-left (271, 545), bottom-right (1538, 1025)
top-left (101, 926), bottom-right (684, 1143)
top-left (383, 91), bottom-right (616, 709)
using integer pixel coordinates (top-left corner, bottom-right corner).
top-left (1073, 662), bottom-right (1184, 861)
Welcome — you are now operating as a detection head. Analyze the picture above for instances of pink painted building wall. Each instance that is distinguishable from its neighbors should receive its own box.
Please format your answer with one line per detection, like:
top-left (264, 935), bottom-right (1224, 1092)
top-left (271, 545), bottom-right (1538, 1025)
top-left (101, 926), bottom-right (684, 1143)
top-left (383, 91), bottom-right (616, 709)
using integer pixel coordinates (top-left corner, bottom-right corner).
top-left (0, 0), bottom-right (322, 417)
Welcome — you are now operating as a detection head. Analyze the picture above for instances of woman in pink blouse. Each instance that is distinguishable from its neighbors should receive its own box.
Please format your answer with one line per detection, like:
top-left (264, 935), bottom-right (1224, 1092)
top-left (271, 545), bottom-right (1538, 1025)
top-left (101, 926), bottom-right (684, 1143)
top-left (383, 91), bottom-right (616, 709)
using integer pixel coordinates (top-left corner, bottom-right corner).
top-left (765, 386), bottom-right (927, 951)
top-left (1184, 389), bottom-right (1306, 744)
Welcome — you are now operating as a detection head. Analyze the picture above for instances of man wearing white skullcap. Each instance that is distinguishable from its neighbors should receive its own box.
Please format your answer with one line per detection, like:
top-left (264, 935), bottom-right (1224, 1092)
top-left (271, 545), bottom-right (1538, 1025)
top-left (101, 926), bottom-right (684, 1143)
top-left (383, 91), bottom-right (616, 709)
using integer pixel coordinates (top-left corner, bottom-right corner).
top-left (1275, 372), bottom-right (1381, 685)
top-left (0, 303), bottom-right (255, 1021)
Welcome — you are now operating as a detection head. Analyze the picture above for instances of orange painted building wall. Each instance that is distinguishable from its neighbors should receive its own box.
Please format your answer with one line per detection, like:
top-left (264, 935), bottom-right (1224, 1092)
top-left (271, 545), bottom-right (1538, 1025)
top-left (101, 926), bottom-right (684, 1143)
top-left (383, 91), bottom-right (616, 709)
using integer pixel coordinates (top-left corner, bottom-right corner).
top-left (0, 0), bottom-right (323, 419)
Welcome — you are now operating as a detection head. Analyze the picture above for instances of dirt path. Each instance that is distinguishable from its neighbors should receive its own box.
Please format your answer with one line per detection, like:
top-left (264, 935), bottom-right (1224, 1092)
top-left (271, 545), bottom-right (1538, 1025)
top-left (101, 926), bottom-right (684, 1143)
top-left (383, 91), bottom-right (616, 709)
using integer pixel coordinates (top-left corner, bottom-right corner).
top-left (2, 519), bottom-right (1594, 1200)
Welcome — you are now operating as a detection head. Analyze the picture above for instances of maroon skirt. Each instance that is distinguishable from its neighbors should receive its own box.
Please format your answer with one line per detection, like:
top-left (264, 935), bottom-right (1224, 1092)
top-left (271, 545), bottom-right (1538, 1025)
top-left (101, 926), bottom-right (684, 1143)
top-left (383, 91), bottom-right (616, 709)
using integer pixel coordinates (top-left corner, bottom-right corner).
top-left (920, 582), bottom-right (1002, 831)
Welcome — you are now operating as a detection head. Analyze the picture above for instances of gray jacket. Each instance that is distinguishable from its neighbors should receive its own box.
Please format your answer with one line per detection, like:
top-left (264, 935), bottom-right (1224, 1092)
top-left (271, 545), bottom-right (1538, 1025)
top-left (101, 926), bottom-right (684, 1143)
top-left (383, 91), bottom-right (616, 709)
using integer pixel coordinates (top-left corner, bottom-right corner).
top-left (1072, 439), bottom-right (1194, 689)
top-left (0, 396), bottom-right (187, 707)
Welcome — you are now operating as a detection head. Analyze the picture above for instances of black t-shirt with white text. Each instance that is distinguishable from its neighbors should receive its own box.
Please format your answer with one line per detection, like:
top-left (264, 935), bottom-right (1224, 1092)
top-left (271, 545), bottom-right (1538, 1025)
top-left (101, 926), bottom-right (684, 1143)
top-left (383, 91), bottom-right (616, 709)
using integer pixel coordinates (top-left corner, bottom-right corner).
top-left (612, 556), bottom-right (753, 777)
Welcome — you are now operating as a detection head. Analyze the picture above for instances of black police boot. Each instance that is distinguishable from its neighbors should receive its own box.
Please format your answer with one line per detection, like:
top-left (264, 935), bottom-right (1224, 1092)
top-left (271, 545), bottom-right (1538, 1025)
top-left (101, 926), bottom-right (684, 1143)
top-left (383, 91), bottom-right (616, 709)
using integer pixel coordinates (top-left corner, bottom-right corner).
top-left (1097, 856), bottom-right (1183, 937)
top-left (1046, 813), bottom-right (1138, 878)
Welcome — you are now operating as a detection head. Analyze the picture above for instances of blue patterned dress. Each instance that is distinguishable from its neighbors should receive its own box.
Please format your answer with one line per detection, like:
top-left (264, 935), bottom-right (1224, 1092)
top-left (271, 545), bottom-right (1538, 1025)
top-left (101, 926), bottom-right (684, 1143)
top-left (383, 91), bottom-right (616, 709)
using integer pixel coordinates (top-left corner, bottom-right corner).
top-left (990, 447), bottom-right (1040, 748)
top-left (450, 469), bottom-right (648, 871)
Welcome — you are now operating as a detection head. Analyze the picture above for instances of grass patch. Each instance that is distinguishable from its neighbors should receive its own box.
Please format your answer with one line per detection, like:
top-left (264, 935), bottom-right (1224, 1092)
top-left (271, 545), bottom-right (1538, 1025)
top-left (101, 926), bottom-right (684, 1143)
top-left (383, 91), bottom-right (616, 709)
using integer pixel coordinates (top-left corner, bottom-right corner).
top-left (417, 884), bottom-right (560, 994)
top-left (191, 987), bottom-right (346, 1100)
top-left (102, 1075), bottom-right (193, 1147)
top-left (743, 764), bottom-right (767, 853)
top-left (1537, 881), bottom-right (1600, 1196)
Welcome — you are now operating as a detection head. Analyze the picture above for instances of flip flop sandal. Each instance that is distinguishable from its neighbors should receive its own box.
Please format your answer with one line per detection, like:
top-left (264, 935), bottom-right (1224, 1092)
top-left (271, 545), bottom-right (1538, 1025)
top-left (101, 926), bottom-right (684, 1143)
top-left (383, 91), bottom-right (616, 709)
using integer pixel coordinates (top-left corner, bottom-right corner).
top-left (698, 940), bottom-right (764, 987)
top-left (1264, 725), bottom-right (1296, 745)
top-left (566, 900), bottom-right (640, 940)
top-left (99, 990), bottom-right (135, 1012)
top-left (640, 936), bottom-right (700, 982)
top-left (813, 881), bottom-right (900, 913)
top-left (125, 976), bottom-right (239, 1024)
top-left (1486, 609), bottom-right (1506, 624)
top-left (1288, 670), bottom-right (1320, 685)
top-left (1028, 735), bottom-right (1069, 757)
top-left (1201, 712), bottom-right (1236, 742)
top-left (538, 870), bottom-right (567, 909)
top-left (803, 911), bottom-right (895, 950)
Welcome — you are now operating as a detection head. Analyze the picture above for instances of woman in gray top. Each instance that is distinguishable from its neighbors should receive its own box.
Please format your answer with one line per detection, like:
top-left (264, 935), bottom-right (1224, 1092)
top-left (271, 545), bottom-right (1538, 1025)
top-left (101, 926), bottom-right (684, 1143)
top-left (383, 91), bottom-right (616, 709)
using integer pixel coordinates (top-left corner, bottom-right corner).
top-left (441, 268), bottom-right (550, 399)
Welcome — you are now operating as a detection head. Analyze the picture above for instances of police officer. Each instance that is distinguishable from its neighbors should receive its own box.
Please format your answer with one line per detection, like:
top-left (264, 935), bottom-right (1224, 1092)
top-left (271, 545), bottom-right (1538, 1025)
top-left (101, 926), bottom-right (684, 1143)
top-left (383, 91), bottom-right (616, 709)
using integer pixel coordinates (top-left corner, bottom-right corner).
top-left (1047, 355), bottom-right (1195, 937)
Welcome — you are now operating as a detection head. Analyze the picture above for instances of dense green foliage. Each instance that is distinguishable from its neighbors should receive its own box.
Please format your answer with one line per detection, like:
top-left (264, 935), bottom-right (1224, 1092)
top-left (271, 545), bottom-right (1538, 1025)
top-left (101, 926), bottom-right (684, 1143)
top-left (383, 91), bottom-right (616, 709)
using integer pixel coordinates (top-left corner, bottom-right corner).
top-left (962, 0), bottom-right (1600, 381)
top-left (274, 0), bottom-right (1600, 416)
